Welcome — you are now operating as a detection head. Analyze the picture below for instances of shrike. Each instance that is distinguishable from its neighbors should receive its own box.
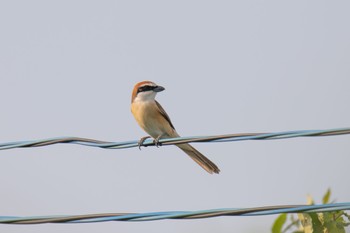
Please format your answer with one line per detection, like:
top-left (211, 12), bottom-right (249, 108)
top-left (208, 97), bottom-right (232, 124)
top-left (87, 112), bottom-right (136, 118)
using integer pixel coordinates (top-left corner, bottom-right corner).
top-left (131, 81), bottom-right (220, 174)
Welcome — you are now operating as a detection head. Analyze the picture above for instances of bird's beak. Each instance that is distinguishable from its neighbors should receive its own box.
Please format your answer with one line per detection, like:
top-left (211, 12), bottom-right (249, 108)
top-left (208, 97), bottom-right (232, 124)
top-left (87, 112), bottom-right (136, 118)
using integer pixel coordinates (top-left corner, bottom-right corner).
top-left (154, 85), bottom-right (165, 92)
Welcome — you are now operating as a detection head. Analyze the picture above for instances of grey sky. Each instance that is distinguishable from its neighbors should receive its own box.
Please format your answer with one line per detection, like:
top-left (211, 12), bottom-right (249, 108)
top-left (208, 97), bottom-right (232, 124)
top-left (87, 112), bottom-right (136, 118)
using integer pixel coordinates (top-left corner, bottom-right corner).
top-left (0, 1), bottom-right (349, 232)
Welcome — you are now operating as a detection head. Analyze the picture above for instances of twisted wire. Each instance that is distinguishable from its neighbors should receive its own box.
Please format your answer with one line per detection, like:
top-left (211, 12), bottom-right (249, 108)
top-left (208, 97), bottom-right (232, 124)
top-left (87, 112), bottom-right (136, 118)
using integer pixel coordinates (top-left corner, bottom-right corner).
top-left (1, 203), bottom-right (349, 224)
top-left (0, 128), bottom-right (349, 151)
top-left (1, 129), bottom-right (349, 224)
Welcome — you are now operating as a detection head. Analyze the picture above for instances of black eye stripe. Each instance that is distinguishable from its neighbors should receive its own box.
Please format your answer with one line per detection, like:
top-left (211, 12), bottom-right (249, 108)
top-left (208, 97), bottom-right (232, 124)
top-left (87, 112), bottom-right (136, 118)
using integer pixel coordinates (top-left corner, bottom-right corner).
top-left (137, 85), bottom-right (156, 93)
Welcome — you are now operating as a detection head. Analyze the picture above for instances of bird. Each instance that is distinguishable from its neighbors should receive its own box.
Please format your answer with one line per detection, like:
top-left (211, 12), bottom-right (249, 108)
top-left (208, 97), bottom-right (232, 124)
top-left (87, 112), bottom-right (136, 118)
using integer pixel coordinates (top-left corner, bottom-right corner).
top-left (131, 81), bottom-right (220, 174)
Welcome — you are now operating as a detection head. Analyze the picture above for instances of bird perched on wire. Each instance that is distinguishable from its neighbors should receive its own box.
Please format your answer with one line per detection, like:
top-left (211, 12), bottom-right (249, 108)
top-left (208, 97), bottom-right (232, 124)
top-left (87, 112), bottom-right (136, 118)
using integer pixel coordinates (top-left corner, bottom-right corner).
top-left (131, 81), bottom-right (220, 174)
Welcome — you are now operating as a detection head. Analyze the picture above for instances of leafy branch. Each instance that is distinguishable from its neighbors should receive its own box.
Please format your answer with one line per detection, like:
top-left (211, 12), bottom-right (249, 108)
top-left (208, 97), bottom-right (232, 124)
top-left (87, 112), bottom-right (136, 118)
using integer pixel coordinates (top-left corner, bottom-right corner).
top-left (272, 189), bottom-right (349, 233)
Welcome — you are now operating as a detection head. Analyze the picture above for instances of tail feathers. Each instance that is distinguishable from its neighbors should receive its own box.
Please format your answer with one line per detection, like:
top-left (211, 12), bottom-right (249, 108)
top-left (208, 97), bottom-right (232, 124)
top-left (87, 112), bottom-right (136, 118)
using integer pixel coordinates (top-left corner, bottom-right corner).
top-left (176, 143), bottom-right (220, 174)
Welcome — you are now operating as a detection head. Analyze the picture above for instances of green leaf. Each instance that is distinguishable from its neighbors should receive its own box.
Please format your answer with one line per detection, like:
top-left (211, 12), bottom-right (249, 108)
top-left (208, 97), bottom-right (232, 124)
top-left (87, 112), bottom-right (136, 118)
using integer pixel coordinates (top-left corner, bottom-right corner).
top-left (324, 221), bottom-right (346, 233)
top-left (324, 212), bottom-right (346, 233)
top-left (323, 189), bottom-right (331, 204)
top-left (309, 213), bottom-right (324, 233)
top-left (272, 214), bottom-right (287, 233)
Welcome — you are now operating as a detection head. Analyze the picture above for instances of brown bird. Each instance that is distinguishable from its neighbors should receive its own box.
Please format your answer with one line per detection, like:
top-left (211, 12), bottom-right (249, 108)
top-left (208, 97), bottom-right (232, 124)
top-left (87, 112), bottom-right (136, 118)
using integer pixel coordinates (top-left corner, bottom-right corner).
top-left (131, 81), bottom-right (220, 174)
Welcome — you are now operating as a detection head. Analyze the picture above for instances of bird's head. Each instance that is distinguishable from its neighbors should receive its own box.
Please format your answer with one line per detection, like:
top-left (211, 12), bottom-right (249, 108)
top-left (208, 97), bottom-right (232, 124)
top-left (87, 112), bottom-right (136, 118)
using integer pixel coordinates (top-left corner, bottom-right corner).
top-left (131, 81), bottom-right (165, 103)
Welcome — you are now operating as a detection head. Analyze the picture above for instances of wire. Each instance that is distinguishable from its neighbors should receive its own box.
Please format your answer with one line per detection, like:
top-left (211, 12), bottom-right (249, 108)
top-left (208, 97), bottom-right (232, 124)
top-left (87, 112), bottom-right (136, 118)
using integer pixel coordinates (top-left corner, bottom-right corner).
top-left (0, 203), bottom-right (349, 224)
top-left (1, 129), bottom-right (349, 225)
top-left (0, 127), bottom-right (349, 151)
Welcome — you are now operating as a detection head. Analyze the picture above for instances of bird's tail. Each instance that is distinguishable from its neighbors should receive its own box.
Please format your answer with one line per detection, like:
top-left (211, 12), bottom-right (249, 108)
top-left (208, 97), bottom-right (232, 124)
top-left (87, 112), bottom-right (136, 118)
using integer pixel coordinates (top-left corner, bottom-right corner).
top-left (176, 143), bottom-right (220, 174)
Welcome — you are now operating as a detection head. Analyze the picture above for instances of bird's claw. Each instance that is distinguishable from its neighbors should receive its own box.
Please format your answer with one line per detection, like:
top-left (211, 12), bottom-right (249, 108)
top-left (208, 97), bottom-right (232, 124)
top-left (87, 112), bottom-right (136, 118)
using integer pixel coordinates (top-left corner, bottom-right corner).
top-left (138, 136), bottom-right (151, 150)
top-left (138, 135), bottom-right (163, 149)
top-left (153, 139), bottom-right (162, 147)
top-left (154, 135), bottom-right (163, 147)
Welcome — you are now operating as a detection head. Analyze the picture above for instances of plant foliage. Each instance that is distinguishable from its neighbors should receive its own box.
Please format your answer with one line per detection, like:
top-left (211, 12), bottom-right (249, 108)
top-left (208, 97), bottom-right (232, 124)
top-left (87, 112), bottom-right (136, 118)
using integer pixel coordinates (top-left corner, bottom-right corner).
top-left (271, 189), bottom-right (350, 233)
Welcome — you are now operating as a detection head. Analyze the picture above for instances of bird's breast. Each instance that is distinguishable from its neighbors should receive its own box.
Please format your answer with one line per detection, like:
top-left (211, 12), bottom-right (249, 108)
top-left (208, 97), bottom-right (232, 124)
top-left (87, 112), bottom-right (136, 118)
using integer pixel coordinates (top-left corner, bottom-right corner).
top-left (131, 101), bottom-right (174, 138)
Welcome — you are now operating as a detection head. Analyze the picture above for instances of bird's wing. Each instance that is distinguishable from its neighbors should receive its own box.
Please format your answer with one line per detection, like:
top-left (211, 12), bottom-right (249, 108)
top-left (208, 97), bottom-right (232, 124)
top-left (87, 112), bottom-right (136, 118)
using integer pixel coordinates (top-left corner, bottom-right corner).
top-left (155, 100), bottom-right (175, 130)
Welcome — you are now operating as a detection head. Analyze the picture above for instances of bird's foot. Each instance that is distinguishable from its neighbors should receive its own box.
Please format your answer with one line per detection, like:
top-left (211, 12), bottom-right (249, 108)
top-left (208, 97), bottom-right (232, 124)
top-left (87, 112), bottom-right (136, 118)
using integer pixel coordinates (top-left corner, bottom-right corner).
top-left (138, 136), bottom-right (151, 150)
top-left (154, 135), bottom-right (163, 147)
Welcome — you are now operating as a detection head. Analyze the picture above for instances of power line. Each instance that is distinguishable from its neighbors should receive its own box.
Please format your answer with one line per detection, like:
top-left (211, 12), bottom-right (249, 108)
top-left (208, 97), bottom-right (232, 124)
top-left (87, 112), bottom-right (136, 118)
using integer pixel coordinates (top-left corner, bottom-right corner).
top-left (0, 127), bottom-right (349, 151)
top-left (1, 203), bottom-right (349, 224)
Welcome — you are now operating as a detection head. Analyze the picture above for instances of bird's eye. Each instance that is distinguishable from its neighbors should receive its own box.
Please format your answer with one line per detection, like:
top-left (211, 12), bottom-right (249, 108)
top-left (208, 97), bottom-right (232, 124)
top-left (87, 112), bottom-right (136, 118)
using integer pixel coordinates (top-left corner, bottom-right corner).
top-left (138, 85), bottom-right (154, 93)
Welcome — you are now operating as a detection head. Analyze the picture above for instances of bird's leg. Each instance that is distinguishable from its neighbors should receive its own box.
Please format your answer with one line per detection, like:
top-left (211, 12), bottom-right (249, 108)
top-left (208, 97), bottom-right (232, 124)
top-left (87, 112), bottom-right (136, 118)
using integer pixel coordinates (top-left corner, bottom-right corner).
top-left (154, 134), bottom-right (164, 147)
top-left (138, 136), bottom-right (151, 150)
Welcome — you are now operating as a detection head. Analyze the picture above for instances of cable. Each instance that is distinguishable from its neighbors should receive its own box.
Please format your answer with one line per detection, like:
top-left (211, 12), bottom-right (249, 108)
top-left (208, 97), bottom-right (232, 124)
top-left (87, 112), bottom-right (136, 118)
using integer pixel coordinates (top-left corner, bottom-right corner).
top-left (1, 129), bottom-right (349, 225)
top-left (0, 203), bottom-right (349, 224)
top-left (0, 127), bottom-right (349, 151)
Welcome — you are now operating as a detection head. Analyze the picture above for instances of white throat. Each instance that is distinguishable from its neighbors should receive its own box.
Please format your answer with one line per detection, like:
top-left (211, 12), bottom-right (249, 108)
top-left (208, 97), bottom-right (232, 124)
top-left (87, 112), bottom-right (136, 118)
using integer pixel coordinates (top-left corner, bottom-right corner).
top-left (134, 91), bottom-right (157, 103)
